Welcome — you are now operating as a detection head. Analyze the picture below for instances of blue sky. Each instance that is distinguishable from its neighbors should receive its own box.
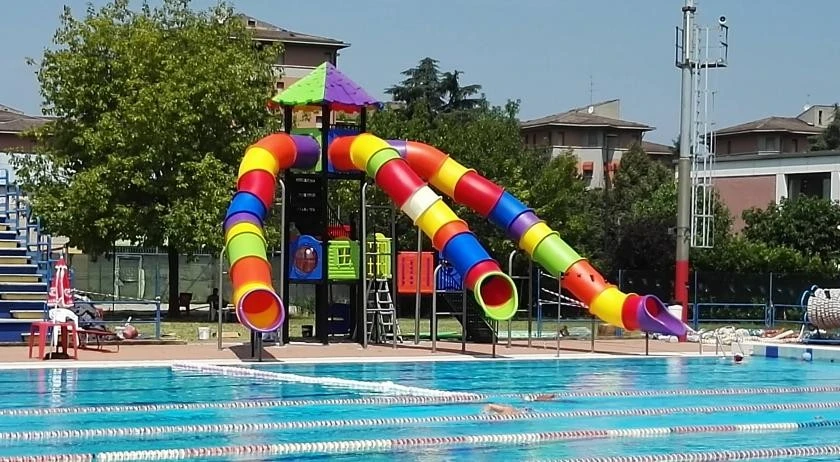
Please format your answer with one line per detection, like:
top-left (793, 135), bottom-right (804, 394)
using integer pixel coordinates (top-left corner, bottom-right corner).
top-left (1, 0), bottom-right (838, 143)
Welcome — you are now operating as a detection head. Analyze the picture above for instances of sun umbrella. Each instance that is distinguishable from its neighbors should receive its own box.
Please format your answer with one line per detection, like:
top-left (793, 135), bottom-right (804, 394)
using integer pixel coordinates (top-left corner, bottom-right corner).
top-left (47, 256), bottom-right (74, 309)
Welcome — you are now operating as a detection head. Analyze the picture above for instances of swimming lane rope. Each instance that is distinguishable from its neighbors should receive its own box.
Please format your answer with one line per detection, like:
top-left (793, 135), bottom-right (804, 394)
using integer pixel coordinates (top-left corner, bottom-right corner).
top-left (4, 401), bottom-right (840, 442)
top-left (5, 384), bottom-right (840, 417)
top-left (543, 445), bottom-right (840, 462)
top-left (4, 420), bottom-right (840, 461)
top-left (171, 363), bottom-right (475, 398)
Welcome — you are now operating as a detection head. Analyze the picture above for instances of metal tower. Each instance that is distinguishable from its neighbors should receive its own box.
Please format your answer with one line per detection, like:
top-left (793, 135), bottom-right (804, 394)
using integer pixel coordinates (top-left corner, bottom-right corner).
top-left (673, 0), bottom-right (729, 329)
top-left (689, 20), bottom-right (729, 248)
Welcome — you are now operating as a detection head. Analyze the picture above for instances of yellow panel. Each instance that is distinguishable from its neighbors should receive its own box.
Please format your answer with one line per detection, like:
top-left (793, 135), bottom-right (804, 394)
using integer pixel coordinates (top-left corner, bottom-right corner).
top-left (416, 199), bottom-right (460, 235)
top-left (589, 286), bottom-right (627, 328)
top-left (238, 146), bottom-right (279, 178)
top-left (429, 157), bottom-right (470, 198)
top-left (224, 222), bottom-right (264, 244)
top-left (349, 134), bottom-right (391, 171)
top-left (517, 222), bottom-right (553, 255)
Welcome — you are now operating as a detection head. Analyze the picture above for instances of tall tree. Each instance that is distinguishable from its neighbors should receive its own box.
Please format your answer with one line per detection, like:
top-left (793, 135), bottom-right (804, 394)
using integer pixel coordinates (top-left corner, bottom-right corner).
top-left (810, 104), bottom-right (840, 151)
top-left (14, 0), bottom-right (281, 314)
top-left (385, 58), bottom-right (486, 117)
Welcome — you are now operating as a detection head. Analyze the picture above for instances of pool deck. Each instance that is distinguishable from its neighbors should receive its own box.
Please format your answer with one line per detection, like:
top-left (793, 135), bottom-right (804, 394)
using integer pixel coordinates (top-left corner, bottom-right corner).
top-left (0, 338), bottom-right (715, 368)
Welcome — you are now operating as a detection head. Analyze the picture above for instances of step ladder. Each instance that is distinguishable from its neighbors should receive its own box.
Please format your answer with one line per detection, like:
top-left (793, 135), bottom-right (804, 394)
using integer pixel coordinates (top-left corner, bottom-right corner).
top-left (366, 279), bottom-right (402, 344)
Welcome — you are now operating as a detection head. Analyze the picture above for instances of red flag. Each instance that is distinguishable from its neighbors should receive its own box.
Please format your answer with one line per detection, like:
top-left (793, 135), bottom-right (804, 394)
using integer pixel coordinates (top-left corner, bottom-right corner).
top-left (47, 256), bottom-right (73, 308)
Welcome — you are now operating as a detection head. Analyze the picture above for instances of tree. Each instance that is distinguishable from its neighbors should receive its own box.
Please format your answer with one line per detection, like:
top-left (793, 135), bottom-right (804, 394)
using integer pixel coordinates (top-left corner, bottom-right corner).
top-left (14, 0), bottom-right (281, 315)
top-left (741, 195), bottom-right (840, 260)
top-left (810, 104), bottom-right (840, 151)
top-left (384, 58), bottom-right (486, 118)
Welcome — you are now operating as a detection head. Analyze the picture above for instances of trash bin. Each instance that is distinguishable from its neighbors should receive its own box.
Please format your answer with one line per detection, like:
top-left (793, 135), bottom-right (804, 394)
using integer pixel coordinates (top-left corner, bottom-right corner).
top-left (197, 327), bottom-right (211, 340)
top-left (301, 325), bottom-right (313, 338)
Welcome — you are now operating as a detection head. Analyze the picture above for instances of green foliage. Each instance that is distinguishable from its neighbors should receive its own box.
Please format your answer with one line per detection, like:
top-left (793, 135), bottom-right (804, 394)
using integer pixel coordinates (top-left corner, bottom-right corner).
top-left (809, 104), bottom-right (840, 151)
top-left (384, 58), bottom-right (486, 118)
top-left (693, 236), bottom-right (838, 275)
top-left (14, 0), bottom-right (281, 256)
top-left (742, 195), bottom-right (840, 260)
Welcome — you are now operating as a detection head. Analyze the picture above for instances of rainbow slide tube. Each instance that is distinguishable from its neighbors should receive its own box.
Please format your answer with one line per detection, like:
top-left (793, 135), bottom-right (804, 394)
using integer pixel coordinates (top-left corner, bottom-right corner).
top-left (328, 134), bottom-right (518, 321)
top-left (384, 139), bottom-right (687, 337)
top-left (224, 133), bottom-right (320, 332)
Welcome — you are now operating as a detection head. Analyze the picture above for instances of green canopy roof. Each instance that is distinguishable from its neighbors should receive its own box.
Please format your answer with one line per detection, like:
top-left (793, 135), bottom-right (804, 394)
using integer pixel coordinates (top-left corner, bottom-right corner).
top-left (271, 62), bottom-right (380, 112)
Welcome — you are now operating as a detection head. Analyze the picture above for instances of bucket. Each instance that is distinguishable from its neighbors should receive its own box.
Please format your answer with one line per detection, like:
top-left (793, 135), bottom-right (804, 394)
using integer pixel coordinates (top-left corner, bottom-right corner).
top-left (667, 305), bottom-right (684, 321)
top-left (197, 327), bottom-right (211, 340)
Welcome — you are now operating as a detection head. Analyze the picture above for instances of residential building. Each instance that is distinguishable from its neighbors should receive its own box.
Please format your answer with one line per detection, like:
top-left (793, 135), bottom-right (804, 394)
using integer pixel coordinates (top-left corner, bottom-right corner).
top-left (0, 105), bottom-right (47, 182)
top-left (520, 99), bottom-right (658, 188)
top-left (713, 104), bottom-right (836, 156)
top-left (243, 14), bottom-right (350, 127)
top-left (710, 104), bottom-right (836, 229)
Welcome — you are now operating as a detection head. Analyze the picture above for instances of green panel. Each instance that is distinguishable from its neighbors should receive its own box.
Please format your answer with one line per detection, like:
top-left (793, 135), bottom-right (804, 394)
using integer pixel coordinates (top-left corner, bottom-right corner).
top-left (366, 233), bottom-right (392, 278)
top-left (365, 148), bottom-right (400, 178)
top-left (271, 63), bottom-right (327, 106)
top-left (531, 233), bottom-right (581, 276)
top-left (327, 240), bottom-right (360, 280)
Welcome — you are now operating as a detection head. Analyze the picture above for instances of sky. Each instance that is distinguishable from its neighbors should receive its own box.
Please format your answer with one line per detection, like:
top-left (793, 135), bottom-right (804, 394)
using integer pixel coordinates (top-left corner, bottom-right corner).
top-left (1, 0), bottom-right (838, 144)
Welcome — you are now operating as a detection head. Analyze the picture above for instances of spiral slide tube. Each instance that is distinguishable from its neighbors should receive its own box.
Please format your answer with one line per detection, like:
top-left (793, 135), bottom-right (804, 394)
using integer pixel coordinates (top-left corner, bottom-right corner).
top-left (328, 134), bottom-right (518, 321)
top-left (224, 133), bottom-right (319, 332)
top-left (382, 140), bottom-right (686, 337)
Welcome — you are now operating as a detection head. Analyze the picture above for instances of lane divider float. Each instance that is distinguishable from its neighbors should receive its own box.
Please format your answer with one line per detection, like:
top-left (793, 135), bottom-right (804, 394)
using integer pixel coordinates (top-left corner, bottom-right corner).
top-left (6, 384), bottom-right (840, 417)
top-left (545, 445), bottom-right (840, 462)
top-left (5, 420), bottom-right (837, 461)
top-left (171, 363), bottom-right (475, 398)
top-left (5, 400), bottom-right (840, 442)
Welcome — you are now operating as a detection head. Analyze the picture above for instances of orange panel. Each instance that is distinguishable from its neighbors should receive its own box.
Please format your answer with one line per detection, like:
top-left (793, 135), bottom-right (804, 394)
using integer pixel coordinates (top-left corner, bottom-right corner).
top-left (561, 259), bottom-right (608, 306)
top-left (397, 251), bottom-right (435, 294)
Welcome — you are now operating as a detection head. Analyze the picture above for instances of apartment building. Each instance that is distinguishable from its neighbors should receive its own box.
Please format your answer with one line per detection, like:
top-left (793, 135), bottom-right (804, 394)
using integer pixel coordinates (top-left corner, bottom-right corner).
top-left (520, 99), bottom-right (660, 188)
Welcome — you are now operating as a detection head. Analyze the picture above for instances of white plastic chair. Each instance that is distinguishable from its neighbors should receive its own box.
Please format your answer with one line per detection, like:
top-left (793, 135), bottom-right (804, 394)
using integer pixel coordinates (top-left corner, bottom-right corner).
top-left (48, 307), bottom-right (79, 348)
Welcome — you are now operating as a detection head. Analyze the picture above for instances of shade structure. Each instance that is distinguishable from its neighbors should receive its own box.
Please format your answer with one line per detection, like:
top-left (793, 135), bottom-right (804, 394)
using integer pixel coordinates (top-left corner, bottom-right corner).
top-left (271, 62), bottom-right (381, 113)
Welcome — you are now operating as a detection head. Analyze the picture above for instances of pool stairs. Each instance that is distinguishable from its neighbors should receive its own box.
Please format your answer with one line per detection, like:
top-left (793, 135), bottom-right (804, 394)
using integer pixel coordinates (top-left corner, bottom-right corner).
top-left (0, 170), bottom-right (56, 343)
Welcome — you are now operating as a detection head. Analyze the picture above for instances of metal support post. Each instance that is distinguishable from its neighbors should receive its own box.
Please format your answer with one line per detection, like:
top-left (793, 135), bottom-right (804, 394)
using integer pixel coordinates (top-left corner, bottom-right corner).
top-left (431, 264), bottom-right (441, 353)
top-left (645, 332), bottom-right (650, 356)
top-left (556, 272), bottom-right (562, 357)
top-left (590, 317), bottom-right (596, 353)
top-left (361, 183), bottom-right (369, 349)
top-left (414, 227), bottom-right (422, 345)
top-left (507, 250), bottom-right (517, 348)
top-left (674, 0), bottom-right (696, 336)
top-left (217, 248), bottom-right (225, 351)
top-left (528, 263), bottom-right (534, 348)
top-left (276, 179), bottom-right (286, 347)
top-left (461, 283), bottom-right (467, 353)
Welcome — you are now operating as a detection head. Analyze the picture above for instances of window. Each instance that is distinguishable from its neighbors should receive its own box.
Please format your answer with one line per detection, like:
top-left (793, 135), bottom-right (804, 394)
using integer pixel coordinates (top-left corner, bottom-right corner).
top-left (585, 131), bottom-right (600, 147)
top-left (275, 81), bottom-right (285, 90)
top-left (819, 110), bottom-right (824, 125)
top-left (726, 140), bottom-right (732, 154)
top-left (247, 19), bottom-right (256, 27)
top-left (792, 138), bottom-right (799, 152)
top-left (547, 131), bottom-right (553, 146)
top-left (787, 172), bottom-right (830, 200)
top-left (760, 135), bottom-right (779, 152)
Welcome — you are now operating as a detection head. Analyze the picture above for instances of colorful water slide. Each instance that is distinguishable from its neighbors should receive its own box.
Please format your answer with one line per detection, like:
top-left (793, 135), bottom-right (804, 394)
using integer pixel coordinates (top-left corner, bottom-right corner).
top-left (224, 133), bottom-right (320, 332)
top-left (328, 134), bottom-right (519, 321)
top-left (333, 134), bottom-right (686, 336)
top-left (385, 139), bottom-right (687, 336)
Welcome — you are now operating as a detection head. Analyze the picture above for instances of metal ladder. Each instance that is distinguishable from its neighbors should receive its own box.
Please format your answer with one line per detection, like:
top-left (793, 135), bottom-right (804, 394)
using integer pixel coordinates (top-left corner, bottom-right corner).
top-left (367, 279), bottom-right (402, 344)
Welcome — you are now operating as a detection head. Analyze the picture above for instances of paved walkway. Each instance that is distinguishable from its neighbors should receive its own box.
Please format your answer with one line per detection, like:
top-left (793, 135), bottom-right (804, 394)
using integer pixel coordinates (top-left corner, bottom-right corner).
top-left (1, 338), bottom-right (710, 365)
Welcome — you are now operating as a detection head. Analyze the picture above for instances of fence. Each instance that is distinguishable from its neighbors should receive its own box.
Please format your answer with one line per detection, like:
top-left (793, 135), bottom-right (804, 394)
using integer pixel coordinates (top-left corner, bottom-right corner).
top-left (67, 250), bottom-right (830, 331)
top-left (617, 270), bottom-right (829, 329)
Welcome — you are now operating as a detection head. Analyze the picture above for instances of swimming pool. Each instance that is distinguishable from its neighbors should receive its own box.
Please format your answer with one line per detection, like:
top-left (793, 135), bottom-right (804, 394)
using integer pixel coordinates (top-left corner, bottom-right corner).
top-left (1, 355), bottom-right (839, 461)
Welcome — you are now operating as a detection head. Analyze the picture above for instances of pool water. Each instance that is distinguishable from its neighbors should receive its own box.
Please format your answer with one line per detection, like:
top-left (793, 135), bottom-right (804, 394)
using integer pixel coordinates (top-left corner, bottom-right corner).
top-left (0, 356), bottom-right (838, 461)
